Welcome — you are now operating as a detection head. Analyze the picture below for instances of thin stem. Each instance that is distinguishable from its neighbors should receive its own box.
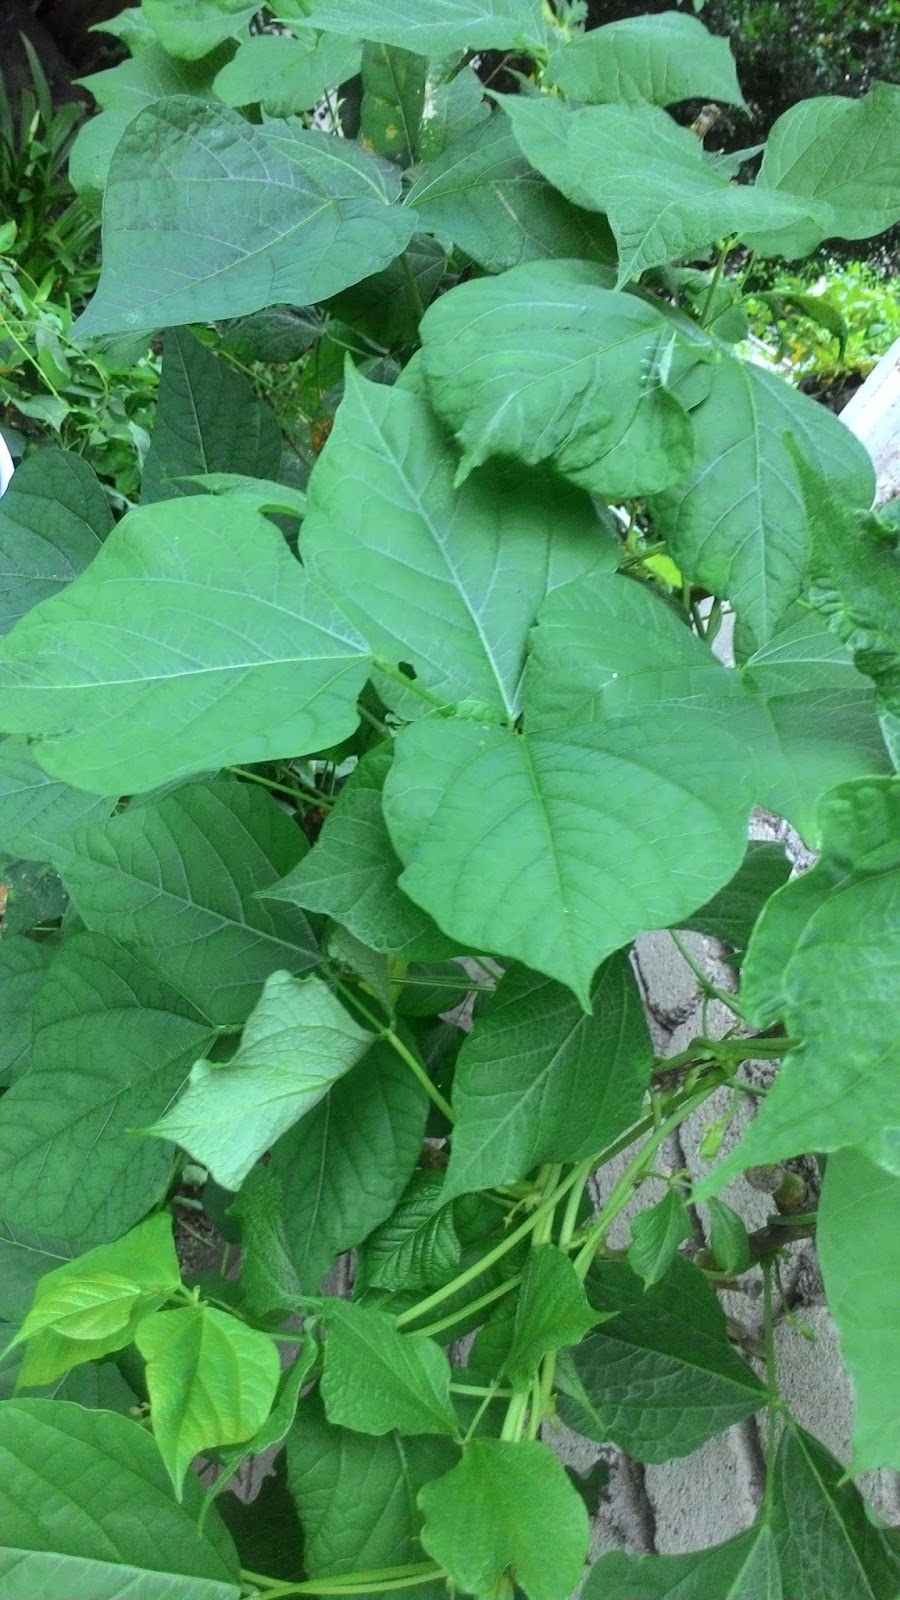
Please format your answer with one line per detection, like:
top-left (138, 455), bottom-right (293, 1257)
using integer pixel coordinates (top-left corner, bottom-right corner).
top-left (500, 1390), bottom-right (529, 1443)
top-left (413, 1274), bottom-right (522, 1340)
top-left (356, 702), bottom-right (389, 736)
top-left (558, 1158), bottom-right (595, 1249)
top-left (332, 980), bottom-right (455, 1122)
top-left (669, 930), bottom-right (745, 1018)
top-left (228, 766), bottom-right (333, 809)
top-left (240, 1562), bottom-right (445, 1598)
top-left (761, 1257), bottom-right (781, 1513)
top-left (699, 236), bottom-right (734, 327)
top-left (450, 1382), bottom-right (515, 1398)
top-left (532, 1163), bottom-right (563, 1245)
top-left (527, 1351), bottom-right (557, 1440)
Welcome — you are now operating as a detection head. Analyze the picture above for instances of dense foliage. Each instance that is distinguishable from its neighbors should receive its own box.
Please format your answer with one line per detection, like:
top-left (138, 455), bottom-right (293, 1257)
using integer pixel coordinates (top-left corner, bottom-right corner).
top-left (0, 3), bottom-right (899, 1596)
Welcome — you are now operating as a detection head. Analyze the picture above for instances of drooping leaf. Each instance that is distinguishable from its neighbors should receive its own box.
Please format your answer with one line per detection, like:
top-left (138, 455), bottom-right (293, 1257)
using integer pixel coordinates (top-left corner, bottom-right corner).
top-left (360, 44), bottom-right (426, 165)
top-left (146, 973), bottom-right (372, 1190)
top-left (51, 779), bottom-right (318, 1025)
top-left (141, 0), bottom-right (257, 59)
top-left (0, 498), bottom-right (369, 796)
top-left (0, 936), bottom-right (52, 1086)
top-left (504, 1245), bottom-right (599, 1391)
top-left (0, 449), bottom-right (111, 638)
top-left (320, 1301), bottom-right (458, 1438)
top-left (418, 1438), bottom-right (590, 1600)
top-left (74, 102), bottom-right (416, 338)
top-left (407, 115), bottom-right (614, 273)
top-left (136, 1304), bottom-right (280, 1497)
top-left (770, 1424), bottom-right (900, 1599)
top-left (207, 1337), bottom-right (317, 1497)
top-left (213, 32), bottom-right (362, 117)
top-left (0, 932), bottom-right (216, 1244)
top-left (627, 1191), bottom-right (692, 1289)
top-left (584, 1525), bottom-right (782, 1600)
top-left (305, 0), bottom-right (548, 55)
top-left (544, 11), bottom-right (745, 108)
top-left (558, 1258), bottom-right (765, 1461)
top-left (680, 842), bottom-right (791, 951)
top-left (444, 955), bottom-right (652, 1199)
top-left (358, 1172), bottom-right (460, 1293)
top-left (0, 739), bottom-right (114, 863)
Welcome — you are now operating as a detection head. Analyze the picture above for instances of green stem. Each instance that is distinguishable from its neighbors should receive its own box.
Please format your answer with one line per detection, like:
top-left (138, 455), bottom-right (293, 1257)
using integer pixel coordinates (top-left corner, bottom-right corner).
top-left (558, 1157), bottom-right (594, 1248)
top-left (500, 1390), bottom-right (529, 1443)
top-left (240, 1562), bottom-right (445, 1598)
top-left (669, 930), bottom-right (745, 1018)
top-left (527, 1350), bottom-right (557, 1440)
top-left (413, 1274), bottom-right (522, 1340)
top-left (450, 1382), bottom-right (515, 1398)
top-left (699, 236), bottom-right (734, 327)
top-left (332, 980), bottom-right (455, 1122)
top-left (761, 1257), bottom-right (781, 1513)
top-left (228, 766), bottom-right (333, 809)
top-left (532, 1164), bottom-right (563, 1245)
top-left (356, 702), bottom-right (389, 736)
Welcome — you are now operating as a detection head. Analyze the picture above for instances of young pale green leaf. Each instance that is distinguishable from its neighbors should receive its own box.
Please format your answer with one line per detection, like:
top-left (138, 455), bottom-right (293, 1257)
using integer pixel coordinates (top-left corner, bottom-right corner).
top-left (679, 842), bottom-right (791, 951)
top-left (301, 367), bottom-right (604, 719)
top-left (208, 1337), bottom-right (317, 1497)
top-left (360, 44), bottom-right (426, 165)
top-left (505, 1245), bottom-right (600, 1391)
top-left (146, 973), bottom-right (372, 1190)
top-left (141, 0), bottom-right (257, 59)
top-left (320, 1301), bottom-right (458, 1438)
top-left (0, 739), bottom-right (114, 863)
top-left (74, 102), bottom-right (416, 338)
top-left (0, 936), bottom-right (52, 1086)
top-left (445, 956), bottom-right (653, 1200)
top-left (544, 11), bottom-right (745, 108)
top-left (305, 0), bottom-right (547, 54)
top-left (0, 1398), bottom-right (239, 1585)
top-left (265, 744), bottom-right (457, 962)
top-left (358, 1172), bottom-right (461, 1293)
top-left (0, 933), bottom-right (216, 1244)
top-left (51, 779), bottom-right (318, 1025)
top-left (407, 114), bottom-right (614, 273)
top-left (384, 712), bottom-right (753, 1008)
top-left (418, 1438), bottom-right (590, 1600)
top-left (817, 1148), bottom-right (900, 1473)
top-left (0, 449), bottom-right (111, 638)
top-left (213, 32), bottom-right (362, 117)
top-left (558, 1258), bottom-right (765, 1461)
top-left (627, 1191), bottom-right (692, 1288)
top-left (650, 353), bottom-right (875, 649)
top-left (705, 1198), bottom-right (752, 1276)
top-left (584, 1525), bottom-right (782, 1600)
top-left (136, 1304), bottom-right (281, 1497)
top-left (419, 259), bottom-right (701, 498)
top-left (141, 328), bottom-right (282, 504)
top-left (770, 1425), bottom-right (900, 1598)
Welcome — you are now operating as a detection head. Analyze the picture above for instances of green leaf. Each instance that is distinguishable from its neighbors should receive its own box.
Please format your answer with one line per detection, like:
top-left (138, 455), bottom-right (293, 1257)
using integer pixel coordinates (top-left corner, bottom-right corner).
top-left (305, 0), bottom-right (547, 55)
top-left (419, 66), bottom-right (489, 162)
top-left (180, 474), bottom-right (308, 520)
top-left (51, 779), bottom-right (318, 1025)
top-left (0, 1398), bottom-right (239, 1584)
top-left (0, 936), bottom-right (52, 1086)
top-left (584, 1526), bottom-right (782, 1599)
top-left (0, 932), bottom-right (216, 1244)
top-left (71, 45), bottom-right (225, 196)
top-left (264, 744), bottom-right (457, 962)
top-left (136, 1303), bottom-right (280, 1497)
top-left (0, 739), bottom-right (113, 863)
top-left (499, 95), bottom-right (826, 286)
top-left (819, 1147), bottom-right (900, 1473)
top-left (267, 1040), bottom-right (429, 1291)
top-left (698, 778), bottom-right (900, 1191)
top-left (770, 1425), bottom-right (900, 1599)
top-left (0, 1226), bottom-right (76, 1328)
top-left (228, 1166), bottom-right (303, 1322)
top-left (705, 1198), bottom-right (751, 1276)
top-left (10, 1212), bottom-right (180, 1387)
top-left (329, 233), bottom-right (447, 348)
top-left (75, 102), bottom-right (416, 338)
top-left (650, 353), bottom-right (875, 648)
top-left (142, 329), bottom-right (282, 504)
top-left (358, 1172), bottom-right (460, 1293)
top-left (320, 1301), bottom-right (458, 1438)
top-left (213, 32), bottom-right (362, 116)
top-left (558, 1258), bottom-right (765, 1461)
top-left (627, 1191), bottom-right (692, 1288)
top-left (418, 1438), bottom-right (590, 1600)
top-left (208, 1337), bottom-right (317, 1492)
top-left (505, 1245), bottom-right (599, 1391)
top-left (420, 259), bottom-right (701, 498)
top-left (407, 114), bottom-right (614, 273)
top-left (445, 955), bottom-right (652, 1199)
top-left (0, 496), bottom-right (369, 797)
top-left (0, 1550), bottom-right (240, 1599)
top-left (301, 367), bottom-right (604, 719)
top-left (384, 712), bottom-right (753, 1007)
top-left (680, 842), bottom-right (791, 951)
top-left (361, 44), bottom-right (426, 166)
top-left (287, 1391), bottom-right (457, 1579)
top-left (544, 11), bottom-right (745, 108)
top-left (0, 857), bottom-right (66, 935)
top-left (146, 973), bottom-right (372, 1190)
top-left (0, 449), bottom-right (111, 638)
top-left (141, 0), bottom-right (258, 59)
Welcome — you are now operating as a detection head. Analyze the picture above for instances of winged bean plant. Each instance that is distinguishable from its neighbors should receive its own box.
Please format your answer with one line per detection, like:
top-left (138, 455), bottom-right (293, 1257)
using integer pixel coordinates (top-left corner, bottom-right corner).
top-left (0, 2), bottom-right (899, 1595)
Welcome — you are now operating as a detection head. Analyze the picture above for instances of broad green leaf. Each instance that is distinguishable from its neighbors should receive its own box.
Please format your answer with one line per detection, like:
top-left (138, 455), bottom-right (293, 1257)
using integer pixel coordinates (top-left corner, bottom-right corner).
top-left (51, 779), bottom-right (318, 1025)
top-left (229, 1166), bottom-right (304, 1322)
top-left (0, 1398), bottom-right (239, 1583)
top-left (384, 712), bottom-right (753, 1007)
top-left (320, 1301), bottom-right (458, 1438)
top-left (420, 259), bottom-right (701, 498)
top-left (0, 932), bottom-right (216, 1243)
top-left (499, 95), bottom-right (827, 286)
top-left (558, 1258), bottom-right (764, 1461)
top-left (0, 499), bottom-right (369, 796)
top-left (265, 744), bottom-right (457, 962)
top-left (71, 44), bottom-right (225, 195)
top-left (770, 1425), bottom-right (900, 1599)
top-left (11, 1213), bottom-right (180, 1387)
top-left (142, 329), bottom-right (281, 504)
top-left (407, 114), bottom-right (614, 273)
top-left (136, 1303), bottom-right (280, 1496)
top-left (627, 1191), bottom-right (692, 1288)
top-left (75, 103), bottom-right (416, 338)
top-left (0, 1549), bottom-right (239, 1599)
top-left (0, 739), bottom-right (113, 862)
top-left (213, 32), bottom-right (361, 116)
top-left (698, 778), bottom-right (900, 1191)
top-left (141, 0), bottom-right (258, 59)
top-left (267, 1041), bottom-right (429, 1290)
top-left (206, 1338), bottom-right (316, 1503)
top-left (301, 367), bottom-right (605, 719)
top-left (444, 955), bottom-right (653, 1199)
top-left (418, 1438), bottom-right (589, 1600)
top-left (680, 842), bottom-right (791, 951)
top-left (0, 449), bottom-right (111, 637)
top-left (361, 44), bottom-right (426, 165)
top-left (92, 7), bottom-right (156, 50)
top-left (584, 1526), bottom-right (782, 1599)
top-left (705, 1198), bottom-right (752, 1276)
top-left (819, 1148), bottom-right (900, 1473)
top-left (0, 936), bottom-right (52, 1086)
top-left (305, 0), bottom-right (547, 54)
top-left (288, 1391), bottom-right (457, 1579)
top-left (180, 474), bottom-right (308, 519)
top-left (357, 1172), bottom-right (460, 1293)
top-left (505, 1245), bottom-right (599, 1391)
top-left (329, 233), bottom-right (447, 348)
top-left (545, 12), bottom-right (745, 108)
top-left (0, 1226), bottom-right (76, 1327)
top-left (419, 65), bottom-right (489, 162)
top-left (650, 353), bottom-right (875, 648)
top-left (146, 973), bottom-right (372, 1190)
